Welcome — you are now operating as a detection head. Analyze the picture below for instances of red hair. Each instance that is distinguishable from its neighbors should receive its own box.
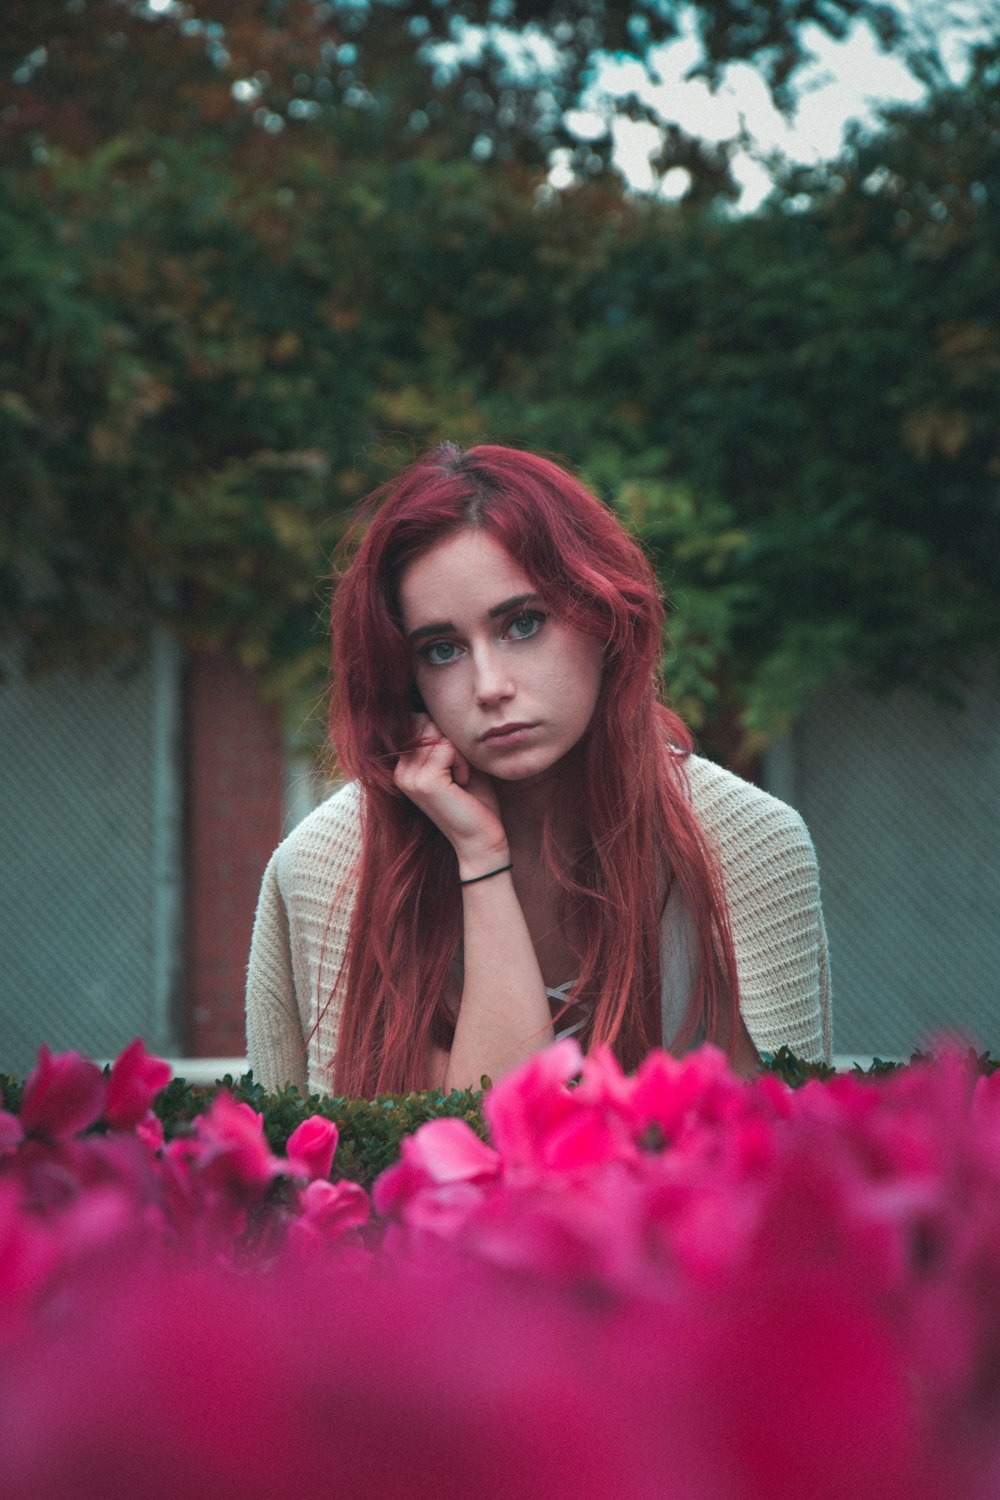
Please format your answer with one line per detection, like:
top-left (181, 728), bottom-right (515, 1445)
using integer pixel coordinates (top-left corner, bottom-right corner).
top-left (328, 443), bottom-right (740, 1095)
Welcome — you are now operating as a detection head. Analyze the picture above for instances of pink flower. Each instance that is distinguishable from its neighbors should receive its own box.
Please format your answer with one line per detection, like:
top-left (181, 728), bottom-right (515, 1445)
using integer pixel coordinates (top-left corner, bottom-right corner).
top-left (374, 1118), bottom-right (501, 1238)
top-left (136, 1113), bottom-right (165, 1153)
top-left (192, 1093), bottom-right (283, 1190)
top-left (629, 1044), bottom-right (750, 1145)
top-left (375, 1118), bottom-right (499, 1211)
top-left (20, 1046), bottom-right (107, 1142)
top-left (0, 1106), bottom-right (23, 1155)
top-left (461, 1165), bottom-right (657, 1288)
top-left (294, 1178), bottom-right (370, 1240)
top-left (285, 1115), bottom-right (339, 1181)
top-left (159, 1109), bottom-right (277, 1251)
top-left (482, 1039), bottom-right (592, 1177)
top-left (485, 1041), bottom-right (646, 1179)
top-left (573, 1044), bottom-right (639, 1117)
top-left (158, 1136), bottom-right (203, 1236)
top-left (104, 1039), bottom-right (172, 1130)
top-left (660, 1272), bottom-right (927, 1500)
top-left (0, 1181), bottom-right (57, 1312)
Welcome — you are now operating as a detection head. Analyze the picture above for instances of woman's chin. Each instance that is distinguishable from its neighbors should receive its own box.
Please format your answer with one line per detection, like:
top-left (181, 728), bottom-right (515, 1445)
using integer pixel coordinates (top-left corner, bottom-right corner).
top-left (489, 755), bottom-right (573, 793)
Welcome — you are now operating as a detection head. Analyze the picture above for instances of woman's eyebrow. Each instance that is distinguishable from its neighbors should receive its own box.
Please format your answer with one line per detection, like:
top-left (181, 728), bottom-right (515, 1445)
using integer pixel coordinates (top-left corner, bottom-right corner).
top-left (488, 591), bottom-right (539, 619)
top-left (406, 593), bottom-right (540, 643)
top-left (406, 619), bottom-right (454, 643)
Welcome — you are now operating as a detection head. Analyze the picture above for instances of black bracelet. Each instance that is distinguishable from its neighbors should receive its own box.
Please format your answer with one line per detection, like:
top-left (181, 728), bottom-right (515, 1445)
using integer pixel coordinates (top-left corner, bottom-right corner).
top-left (459, 862), bottom-right (513, 886)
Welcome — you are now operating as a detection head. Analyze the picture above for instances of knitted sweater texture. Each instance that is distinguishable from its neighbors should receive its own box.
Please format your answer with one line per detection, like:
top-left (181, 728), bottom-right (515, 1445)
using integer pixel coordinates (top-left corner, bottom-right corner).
top-left (245, 754), bottom-right (832, 1095)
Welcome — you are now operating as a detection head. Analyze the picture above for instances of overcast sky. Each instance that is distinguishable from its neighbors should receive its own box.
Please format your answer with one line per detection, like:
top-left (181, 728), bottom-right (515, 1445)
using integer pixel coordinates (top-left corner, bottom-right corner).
top-left (559, 1), bottom-right (989, 207)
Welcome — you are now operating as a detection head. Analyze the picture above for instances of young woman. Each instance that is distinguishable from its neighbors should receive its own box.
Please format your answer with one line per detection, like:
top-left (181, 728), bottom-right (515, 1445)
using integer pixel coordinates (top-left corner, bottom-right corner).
top-left (246, 443), bottom-right (831, 1097)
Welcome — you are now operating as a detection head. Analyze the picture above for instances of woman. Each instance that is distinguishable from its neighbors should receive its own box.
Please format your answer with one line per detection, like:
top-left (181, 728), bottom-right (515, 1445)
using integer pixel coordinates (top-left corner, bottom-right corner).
top-left (246, 443), bottom-right (831, 1097)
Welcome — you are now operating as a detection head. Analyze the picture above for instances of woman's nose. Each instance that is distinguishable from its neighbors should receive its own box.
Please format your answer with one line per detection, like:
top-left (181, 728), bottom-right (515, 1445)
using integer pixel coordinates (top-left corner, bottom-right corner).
top-left (473, 647), bottom-right (514, 706)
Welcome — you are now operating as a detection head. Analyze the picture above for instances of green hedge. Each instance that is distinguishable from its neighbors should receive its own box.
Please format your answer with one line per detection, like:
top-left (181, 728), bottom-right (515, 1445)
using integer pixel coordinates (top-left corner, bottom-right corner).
top-left (153, 1071), bottom-right (489, 1191)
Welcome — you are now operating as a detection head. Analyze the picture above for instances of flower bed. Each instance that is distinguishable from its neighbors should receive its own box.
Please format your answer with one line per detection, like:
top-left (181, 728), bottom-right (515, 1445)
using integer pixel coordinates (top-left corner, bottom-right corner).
top-left (2, 1037), bottom-right (1000, 1499)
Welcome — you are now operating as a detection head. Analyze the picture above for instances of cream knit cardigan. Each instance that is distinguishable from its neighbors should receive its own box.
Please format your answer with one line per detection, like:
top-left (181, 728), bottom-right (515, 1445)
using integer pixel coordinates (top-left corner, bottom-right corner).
top-left (245, 754), bottom-right (832, 1095)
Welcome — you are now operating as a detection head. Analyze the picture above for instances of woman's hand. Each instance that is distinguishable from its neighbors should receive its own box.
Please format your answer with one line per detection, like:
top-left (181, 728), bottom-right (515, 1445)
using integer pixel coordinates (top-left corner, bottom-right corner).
top-left (396, 714), bottom-right (552, 1090)
top-left (393, 716), bottom-right (508, 876)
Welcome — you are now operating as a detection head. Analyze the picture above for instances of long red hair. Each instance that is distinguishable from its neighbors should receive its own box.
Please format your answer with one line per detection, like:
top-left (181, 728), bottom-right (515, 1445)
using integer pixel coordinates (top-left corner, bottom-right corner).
top-left (328, 443), bottom-right (740, 1095)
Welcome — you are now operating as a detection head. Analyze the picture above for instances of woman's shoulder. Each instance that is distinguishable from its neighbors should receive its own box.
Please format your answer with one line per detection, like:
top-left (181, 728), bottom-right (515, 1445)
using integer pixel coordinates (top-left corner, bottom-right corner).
top-left (270, 780), bottom-right (364, 897)
top-left (682, 756), bottom-right (830, 1064)
top-left (683, 753), bottom-right (817, 864)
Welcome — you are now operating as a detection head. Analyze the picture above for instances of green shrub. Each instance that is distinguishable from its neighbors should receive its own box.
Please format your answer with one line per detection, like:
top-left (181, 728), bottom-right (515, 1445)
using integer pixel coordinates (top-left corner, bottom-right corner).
top-left (153, 1071), bottom-right (488, 1191)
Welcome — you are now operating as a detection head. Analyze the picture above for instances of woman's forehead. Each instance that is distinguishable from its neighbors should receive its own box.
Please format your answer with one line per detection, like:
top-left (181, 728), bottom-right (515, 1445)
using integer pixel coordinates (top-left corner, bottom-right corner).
top-left (398, 530), bottom-right (535, 630)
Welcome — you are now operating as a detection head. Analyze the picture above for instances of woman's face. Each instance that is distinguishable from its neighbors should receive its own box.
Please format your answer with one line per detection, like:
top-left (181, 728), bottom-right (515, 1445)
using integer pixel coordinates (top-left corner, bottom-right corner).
top-left (398, 528), bottom-right (604, 783)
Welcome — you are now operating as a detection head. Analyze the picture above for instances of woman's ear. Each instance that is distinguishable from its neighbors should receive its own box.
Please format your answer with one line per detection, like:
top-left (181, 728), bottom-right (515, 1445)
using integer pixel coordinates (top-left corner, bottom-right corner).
top-left (409, 681), bottom-right (427, 714)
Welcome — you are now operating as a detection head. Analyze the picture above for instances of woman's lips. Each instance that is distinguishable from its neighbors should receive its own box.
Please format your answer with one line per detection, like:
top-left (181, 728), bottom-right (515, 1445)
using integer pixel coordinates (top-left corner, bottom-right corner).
top-left (480, 722), bottom-right (537, 745)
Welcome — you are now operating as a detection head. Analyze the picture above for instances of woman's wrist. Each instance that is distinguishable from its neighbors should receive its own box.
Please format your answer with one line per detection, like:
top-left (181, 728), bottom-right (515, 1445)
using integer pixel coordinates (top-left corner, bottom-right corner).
top-left (459, 861), bottom-right (513, 887)
top-left (456, 846), bottom-right (511, 884)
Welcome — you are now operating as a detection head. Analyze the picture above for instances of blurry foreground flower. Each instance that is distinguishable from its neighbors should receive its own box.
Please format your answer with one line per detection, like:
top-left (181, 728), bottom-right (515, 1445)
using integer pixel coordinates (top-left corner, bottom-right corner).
top-left (2, 1037), bottom-right (1000, 1498)
top-left (19, 1046), bottom-right (106, 1142)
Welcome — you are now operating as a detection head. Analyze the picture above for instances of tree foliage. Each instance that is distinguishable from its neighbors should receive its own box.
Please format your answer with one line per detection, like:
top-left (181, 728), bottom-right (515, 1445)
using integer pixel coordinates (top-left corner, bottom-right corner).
top-left (0, 0), bottom-right (906, 169)
top-left (1, 3), bottom-right (997, 744)
top-left (566, 43), bottom-right (1000, 730)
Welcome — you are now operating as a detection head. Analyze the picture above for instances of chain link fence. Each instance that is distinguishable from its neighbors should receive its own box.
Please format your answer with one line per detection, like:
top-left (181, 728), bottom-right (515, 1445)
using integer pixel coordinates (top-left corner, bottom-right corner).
top-left (2, 642), bottom-right (995, 1077)
top-left (0, 636), bottom-right (183, 1080)
top-left (766, 668), bottom-right (1000, 1060)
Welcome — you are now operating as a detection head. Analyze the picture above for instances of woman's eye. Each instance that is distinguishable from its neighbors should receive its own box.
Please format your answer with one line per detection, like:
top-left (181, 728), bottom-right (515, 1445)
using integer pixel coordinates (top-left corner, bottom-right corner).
top-left (420, 640), bottom-right (460, 667)
top-left (506, 610), bottom-right (545, 641)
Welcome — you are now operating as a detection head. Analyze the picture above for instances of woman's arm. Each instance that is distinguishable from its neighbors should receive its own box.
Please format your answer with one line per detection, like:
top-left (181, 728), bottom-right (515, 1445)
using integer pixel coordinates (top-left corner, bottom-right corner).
top-left (245, 855), bottom-right (310, 1094)
top-left (395, 719), bottom-right (553, 1090)
top-left (440, 865), bottom-right (554, 1090)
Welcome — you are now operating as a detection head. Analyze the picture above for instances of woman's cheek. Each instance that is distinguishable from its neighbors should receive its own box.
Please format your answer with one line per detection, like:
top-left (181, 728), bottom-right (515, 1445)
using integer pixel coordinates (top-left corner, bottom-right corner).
top-left (412, 672), bottom-right (454, 737)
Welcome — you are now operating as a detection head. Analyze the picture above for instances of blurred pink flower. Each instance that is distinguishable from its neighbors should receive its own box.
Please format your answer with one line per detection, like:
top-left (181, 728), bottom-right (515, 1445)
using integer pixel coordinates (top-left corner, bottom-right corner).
top-left (19, 1046), bottom-right (106, 1142)
top-left (3, 1035), bottom-right (1000, 1497)
top-left (285, 1115), bottom-right (339, 1181)
top-left (373, 1116), bottom-right (499, 1233)
top-left (104, 1038), bottom-right (172, 1130)
top-left (373, 1118), bottom-right (500, 1241)
top-left (484, 1037), bottom-right (627, 1178)
top-left (629, 1044), bottom-right (756, 1146)
top-left (290, 1178), bottom-right (370, 1250)
top-left (0, 1180), bottom-right (57, 1314)
top-left (136, 1112), bottom-right (165, 1152)
top-left (192, 1093), bottom-right (284, 1191)
top-left (0, 1103), bottom-right (23, 1155)
top-left (0, 1254), bottom-right (661, 1500)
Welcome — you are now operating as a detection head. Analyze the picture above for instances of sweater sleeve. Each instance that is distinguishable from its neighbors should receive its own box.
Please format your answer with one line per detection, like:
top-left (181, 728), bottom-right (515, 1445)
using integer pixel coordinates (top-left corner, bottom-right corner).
top-left (688, 757), bottom-right (833, 1064)
top-left (245, 851), bottom-right (310, 1095)
top-left (245, 782), bottom-right (364, 1096)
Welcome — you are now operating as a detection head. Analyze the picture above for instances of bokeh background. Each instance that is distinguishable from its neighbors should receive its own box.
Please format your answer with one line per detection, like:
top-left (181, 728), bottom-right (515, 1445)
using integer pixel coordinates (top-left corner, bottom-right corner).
top-left (1, 0), bottom-right (998, 1077)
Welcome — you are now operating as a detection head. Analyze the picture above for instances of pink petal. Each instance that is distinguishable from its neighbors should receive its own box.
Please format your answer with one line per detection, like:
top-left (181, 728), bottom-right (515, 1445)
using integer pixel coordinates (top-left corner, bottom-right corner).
top-left (193, 1093), bottom-right (282, 1188)
top-left (401, 1118), bottom-right (500, 1186)
top-left (0, 1110), bottom-right (24, 1155)
top-left (298, 1178), bottom-right (370, 1237)
top-left (483, 1040), bottom-right (584, 1171)
top-left (136, 1113), bottom-right (165, 1153)
top-left (104, 1039), bottom-right (172, 1129)
top-left (286, 1116), bottom-right (339, 1181)
top-left (20, 1046), bottom-right (107, 1141)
